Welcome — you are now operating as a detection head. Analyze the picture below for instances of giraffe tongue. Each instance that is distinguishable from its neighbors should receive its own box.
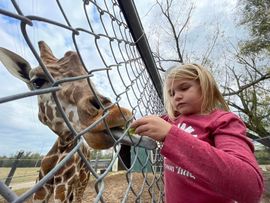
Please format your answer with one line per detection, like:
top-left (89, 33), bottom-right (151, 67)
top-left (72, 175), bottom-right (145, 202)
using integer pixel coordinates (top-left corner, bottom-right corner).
top-left (110, 128), bottom-right (157, 150)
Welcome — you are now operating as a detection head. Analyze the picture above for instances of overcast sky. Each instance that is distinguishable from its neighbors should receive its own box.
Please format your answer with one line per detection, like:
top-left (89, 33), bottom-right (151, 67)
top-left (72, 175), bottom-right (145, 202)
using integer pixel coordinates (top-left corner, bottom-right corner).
top-left (0, 0), bottom-right (242, 156)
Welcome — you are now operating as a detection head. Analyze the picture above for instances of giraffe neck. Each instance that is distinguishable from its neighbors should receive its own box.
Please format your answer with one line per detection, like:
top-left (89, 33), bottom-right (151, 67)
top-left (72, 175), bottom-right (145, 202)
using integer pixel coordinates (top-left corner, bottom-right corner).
top-left (57, 132), bottom-right (77, 152)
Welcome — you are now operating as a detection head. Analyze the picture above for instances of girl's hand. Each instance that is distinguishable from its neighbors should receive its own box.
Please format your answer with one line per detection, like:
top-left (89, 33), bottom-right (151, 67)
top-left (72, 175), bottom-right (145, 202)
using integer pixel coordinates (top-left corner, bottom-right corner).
top-left (130, 115), bottom-right (172, 142)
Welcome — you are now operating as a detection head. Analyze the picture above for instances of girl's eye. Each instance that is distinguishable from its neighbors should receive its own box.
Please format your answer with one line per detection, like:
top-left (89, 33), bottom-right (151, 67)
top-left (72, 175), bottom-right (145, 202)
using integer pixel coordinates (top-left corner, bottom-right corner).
top-left (178, 85), bottom-right (190, 91)
top-left (180, 86), bottom-right (189, 91)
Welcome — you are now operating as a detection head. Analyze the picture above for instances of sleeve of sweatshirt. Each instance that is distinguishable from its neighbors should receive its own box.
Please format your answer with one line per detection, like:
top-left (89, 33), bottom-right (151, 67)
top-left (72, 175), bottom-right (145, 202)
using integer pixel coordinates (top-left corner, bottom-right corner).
top-left (160, 113), bottom-right (264, 203)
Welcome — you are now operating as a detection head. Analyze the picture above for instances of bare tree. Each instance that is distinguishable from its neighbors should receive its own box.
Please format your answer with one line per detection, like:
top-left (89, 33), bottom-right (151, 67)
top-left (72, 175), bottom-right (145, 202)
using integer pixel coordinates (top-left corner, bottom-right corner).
top-left (222, 51), bottom-right (270, 146)
top-left (146, 0), bottom-right (221, 70)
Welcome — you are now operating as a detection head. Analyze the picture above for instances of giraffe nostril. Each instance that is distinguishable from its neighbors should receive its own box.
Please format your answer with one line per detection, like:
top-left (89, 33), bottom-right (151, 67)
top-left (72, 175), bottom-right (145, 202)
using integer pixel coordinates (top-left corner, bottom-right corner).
top-left (90, 98), bottom-right (101, 110)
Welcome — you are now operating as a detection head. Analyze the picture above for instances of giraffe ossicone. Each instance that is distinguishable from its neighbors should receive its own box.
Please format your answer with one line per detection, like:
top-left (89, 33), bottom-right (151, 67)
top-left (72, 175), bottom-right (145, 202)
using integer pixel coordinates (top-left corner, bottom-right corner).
top-left (0, 41), bottom-right (156, 202)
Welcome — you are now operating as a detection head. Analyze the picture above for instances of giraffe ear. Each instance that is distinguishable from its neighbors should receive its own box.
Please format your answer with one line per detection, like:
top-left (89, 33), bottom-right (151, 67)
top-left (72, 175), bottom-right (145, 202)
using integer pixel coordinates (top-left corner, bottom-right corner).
top-left (38, 41), bottom-right (58, 65)
top-left (0, 47), bottom-right (33, 89)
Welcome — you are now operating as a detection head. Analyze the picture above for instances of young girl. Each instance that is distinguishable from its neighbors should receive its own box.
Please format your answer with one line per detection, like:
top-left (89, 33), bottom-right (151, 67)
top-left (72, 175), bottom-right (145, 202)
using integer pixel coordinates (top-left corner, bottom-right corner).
top-left (131, 64), bottom-right (264, 203)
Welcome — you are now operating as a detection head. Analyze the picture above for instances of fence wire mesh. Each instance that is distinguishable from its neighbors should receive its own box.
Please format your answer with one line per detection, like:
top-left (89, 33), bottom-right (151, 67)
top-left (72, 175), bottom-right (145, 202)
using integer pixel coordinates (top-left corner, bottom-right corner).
top-left (0, 0), bottom-right (165, 202)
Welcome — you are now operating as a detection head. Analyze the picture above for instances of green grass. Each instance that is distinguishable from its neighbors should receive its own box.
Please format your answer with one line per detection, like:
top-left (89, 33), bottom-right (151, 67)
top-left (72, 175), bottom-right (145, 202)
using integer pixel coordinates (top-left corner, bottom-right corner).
top-left (0, 168), bottom-right (39, 202)
top-left (0, 167), bottom-right (39, 184)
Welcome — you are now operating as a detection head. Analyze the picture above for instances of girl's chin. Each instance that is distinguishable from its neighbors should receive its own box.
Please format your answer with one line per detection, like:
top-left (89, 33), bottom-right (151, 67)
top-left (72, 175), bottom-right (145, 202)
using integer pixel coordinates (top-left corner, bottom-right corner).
top-left (177, 107), bottom-right (190, 115)
top-left (178, 108), bottom-right (198, 115)
top-left (175, 107), bottom-right (200, 116)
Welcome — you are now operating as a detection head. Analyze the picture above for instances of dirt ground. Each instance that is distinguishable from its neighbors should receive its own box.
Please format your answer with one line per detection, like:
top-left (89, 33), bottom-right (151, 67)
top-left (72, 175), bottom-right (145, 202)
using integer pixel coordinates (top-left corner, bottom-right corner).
top-left (14, 172), bottom-right (162, 203)
top-left (82, 172), bottom-right (163, 203)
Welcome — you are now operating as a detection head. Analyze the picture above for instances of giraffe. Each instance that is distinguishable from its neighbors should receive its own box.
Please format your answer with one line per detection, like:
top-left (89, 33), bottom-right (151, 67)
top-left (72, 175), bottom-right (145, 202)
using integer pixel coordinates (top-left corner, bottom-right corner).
top-left (0, 41), bottom-right (135, 202)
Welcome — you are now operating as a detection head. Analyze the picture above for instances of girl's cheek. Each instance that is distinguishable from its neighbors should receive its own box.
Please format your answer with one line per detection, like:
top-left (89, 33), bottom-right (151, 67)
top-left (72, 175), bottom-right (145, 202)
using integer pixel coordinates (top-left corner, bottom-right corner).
top-left (172, 101), bottom-right (177, 110)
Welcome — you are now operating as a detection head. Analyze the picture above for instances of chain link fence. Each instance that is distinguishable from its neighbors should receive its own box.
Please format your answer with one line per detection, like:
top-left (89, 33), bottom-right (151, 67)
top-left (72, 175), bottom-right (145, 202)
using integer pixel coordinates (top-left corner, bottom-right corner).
top-left (0, 0), bottom-right (165, 202)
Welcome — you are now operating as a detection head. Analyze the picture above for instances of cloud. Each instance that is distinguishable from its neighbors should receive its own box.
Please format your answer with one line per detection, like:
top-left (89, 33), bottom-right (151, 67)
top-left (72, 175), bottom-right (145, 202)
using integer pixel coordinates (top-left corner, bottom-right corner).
top-left (0, 94), bottom-right (56, 156)
top-left (0, 125), bottom-right (56, 156)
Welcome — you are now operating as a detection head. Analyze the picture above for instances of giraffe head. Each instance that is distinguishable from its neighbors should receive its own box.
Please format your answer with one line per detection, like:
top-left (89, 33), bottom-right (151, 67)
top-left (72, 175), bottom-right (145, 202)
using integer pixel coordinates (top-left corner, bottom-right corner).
top-left (0, 41), bottom-right (134, 149)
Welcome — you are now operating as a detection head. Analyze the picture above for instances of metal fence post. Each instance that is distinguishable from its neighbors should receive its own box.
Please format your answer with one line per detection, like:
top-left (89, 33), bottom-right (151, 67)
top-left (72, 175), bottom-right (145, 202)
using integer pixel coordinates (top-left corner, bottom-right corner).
top-left (5, 151), bottom-right (24, 187)
top-left (117, 0), bottom-right (164, 101)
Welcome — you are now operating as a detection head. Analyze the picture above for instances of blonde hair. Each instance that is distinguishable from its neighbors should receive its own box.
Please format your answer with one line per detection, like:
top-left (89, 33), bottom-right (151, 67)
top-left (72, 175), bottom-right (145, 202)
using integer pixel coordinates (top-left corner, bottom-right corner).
top-left (163, 63), bottom-right (229, 119)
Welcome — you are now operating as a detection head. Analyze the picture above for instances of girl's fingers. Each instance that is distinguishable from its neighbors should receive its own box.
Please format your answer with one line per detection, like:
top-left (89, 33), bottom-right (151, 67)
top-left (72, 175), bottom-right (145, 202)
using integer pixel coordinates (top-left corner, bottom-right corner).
top-left (130, 117), bottom-right (149, 128)
top-left (129, 116), bottom-right (170, 142)
top-left (134, 123), bottom-right (149, 135)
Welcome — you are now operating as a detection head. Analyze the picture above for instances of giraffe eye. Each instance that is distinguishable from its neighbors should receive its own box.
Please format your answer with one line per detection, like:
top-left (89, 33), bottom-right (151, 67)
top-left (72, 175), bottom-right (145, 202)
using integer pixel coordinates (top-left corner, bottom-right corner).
top-left (31, 77), bottom-right (48, 89)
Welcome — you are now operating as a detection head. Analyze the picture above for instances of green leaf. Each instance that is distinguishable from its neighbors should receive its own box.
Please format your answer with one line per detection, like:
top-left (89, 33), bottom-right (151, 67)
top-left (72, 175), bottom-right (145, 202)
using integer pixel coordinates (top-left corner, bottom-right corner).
top-left (128, 128), bottom-right (136, 135)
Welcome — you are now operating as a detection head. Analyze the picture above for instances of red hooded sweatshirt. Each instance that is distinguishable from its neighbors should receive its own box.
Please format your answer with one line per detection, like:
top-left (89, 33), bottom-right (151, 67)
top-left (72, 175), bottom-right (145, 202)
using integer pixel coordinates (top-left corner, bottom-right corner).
top-left (160, 109), bottom-right (264, 203)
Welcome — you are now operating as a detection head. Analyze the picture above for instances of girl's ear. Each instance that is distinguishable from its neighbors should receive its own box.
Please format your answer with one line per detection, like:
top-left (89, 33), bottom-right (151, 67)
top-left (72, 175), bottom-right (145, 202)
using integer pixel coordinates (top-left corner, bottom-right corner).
top-left (0, 47), bottom-right (33, 89)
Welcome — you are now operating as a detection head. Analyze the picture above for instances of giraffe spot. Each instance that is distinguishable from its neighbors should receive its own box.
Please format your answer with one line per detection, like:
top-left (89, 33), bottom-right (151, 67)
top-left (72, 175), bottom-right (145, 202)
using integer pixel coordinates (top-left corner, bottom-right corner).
top-left (54, 122), bottom-right (64, 132)
top-left (66, 156), bottom-right (75, 167)
top-left (41, 155), bottom-right (58, 174)
top-left (57, 165), bottom-right (65, 175)
top-left (55, 108), bottom-right (62, 118)
top-left (64, 166), bottom-right (75, 182)
top-left (39, 102), bottom-right (45, 114)
top-left (80, 172), bottom-right (86, 182)
top-left (46, 105), bottom-right (54, 121)
top-left (67, 176), bottom-right (75, 186)
top-left (55, 176), bottom-right (62, 184)
top-left (55, 185), bottom-right (66, 201)
top-left (33, 187), bottom-right (47, 200)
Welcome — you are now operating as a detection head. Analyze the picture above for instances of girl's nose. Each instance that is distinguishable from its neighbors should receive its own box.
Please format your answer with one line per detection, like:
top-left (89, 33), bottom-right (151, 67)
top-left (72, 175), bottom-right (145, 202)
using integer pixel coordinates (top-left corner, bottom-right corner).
top-left (174, 91), bottom-right (183, 100)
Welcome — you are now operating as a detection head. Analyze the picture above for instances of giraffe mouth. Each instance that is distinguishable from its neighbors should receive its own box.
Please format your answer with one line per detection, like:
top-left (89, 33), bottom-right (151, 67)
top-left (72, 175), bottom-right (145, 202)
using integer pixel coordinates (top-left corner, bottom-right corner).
top-left (110, 128), bottom-right (157, 150)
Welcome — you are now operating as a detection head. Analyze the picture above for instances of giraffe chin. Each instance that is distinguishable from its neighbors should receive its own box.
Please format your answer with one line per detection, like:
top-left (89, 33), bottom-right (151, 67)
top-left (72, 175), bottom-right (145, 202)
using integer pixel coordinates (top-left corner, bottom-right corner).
top-left (82, 131), bottom-right (115, 149)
